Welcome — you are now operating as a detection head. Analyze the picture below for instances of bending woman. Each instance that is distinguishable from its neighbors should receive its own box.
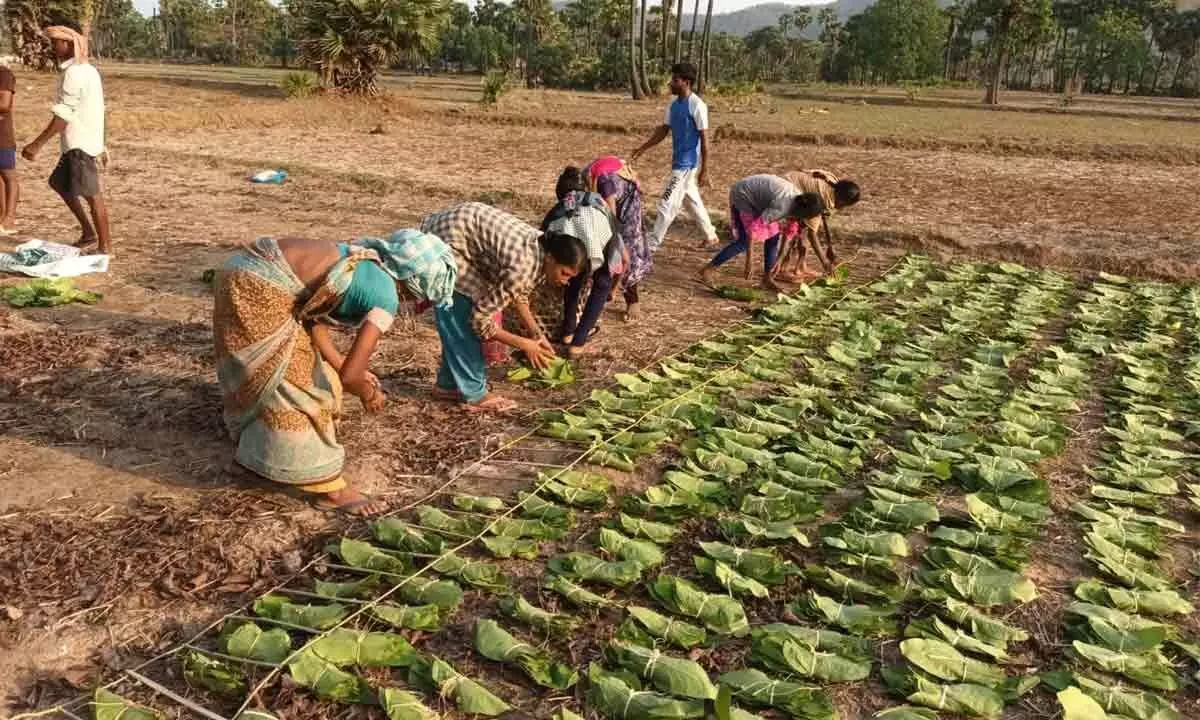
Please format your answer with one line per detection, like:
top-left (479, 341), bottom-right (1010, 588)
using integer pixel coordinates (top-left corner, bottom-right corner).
top-left (584, 156), bottom-right (648, 321)
top-left (698, 174), bottom-right (824, 292)
top-left (422, 201), bottom-right (588, 413)
top-left (212, 230), bottom-right (456, 516)
top-left (543, 166), bottom-right (623, 358)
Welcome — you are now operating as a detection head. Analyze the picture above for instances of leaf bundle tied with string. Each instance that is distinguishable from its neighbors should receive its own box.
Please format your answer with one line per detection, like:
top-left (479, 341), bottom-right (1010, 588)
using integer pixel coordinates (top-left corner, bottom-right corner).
top-left (474, 619), bottom-right (579, 689)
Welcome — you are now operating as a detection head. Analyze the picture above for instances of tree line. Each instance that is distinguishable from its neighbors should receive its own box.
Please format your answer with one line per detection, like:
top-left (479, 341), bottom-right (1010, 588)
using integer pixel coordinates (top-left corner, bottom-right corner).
top-left (5, 0), bottom-right (1200, 101)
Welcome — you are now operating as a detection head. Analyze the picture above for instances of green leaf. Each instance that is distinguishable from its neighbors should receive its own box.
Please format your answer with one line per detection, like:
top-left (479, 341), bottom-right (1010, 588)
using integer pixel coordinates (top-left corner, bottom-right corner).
top-left (1065, 602), bottom-right (1169, 653)
top-left (335, 538), bottom-right (408, 574)
top-left (940, 599), bottom-right (1029, 648)
top-left (904, 617), bottom-right (1008, 662)
top-left (718, 668), bottom-right (836, 720)
top-left (219, 622), bottom-right (292, 663)
top-left (1071, 641), bottom-right (1179, 691)
top-left (617, 513), bottom-right (680, 544)
top-left (750, 631), bottom-right (872, 683)
top-left (822, 527), bottom-right (909, 557)
top-left (549, 552), bottom-right (644, 586)
top-left (372, 519), bottom-right (445, 554)
top-left (872, 707), bottom-right (939, 720)
top-left (803, 565), bottom-right (903, 604)
top-left (286, 649), bottom-right (373, 703)
top-left (480, 535), bottom-right (540, 559)
top-left (918, 566), bottom-right (1038, 607)
top-left (396, 576), bottom-right (463, 611)
top-left (474, 619), bottom-right (578, 689)
top-left (1057, 687), bottom-right (1107, 720)
top-left (545, 574), bottom-right (613, 607)
top-left (606, 641), bottom-right (718, 699)
top-left (367, 603), bottom-right (443, 631)
top-left (586, 664), bottom-right (706, 720)
top-left (907, 672), bottom-right (1004, 718)
top-left (514, 493), bottom-right (576, 527)
top-left (755, 623), bottom-right (875, 663)
top-left (1074, 673), bottom-right (1181, 720)
top-left (1073, 581), bottom-right (1193, 617)
top-left (626, 606), bottom-right (708, 649)
top-left (798, 591), bottom-right (898, 637)
top-left (182, 652), bottom-right (245, 696)
top-left (490, 515), bottom-right (568, 540)
top-left (694, 556), bottom-right (770, 599)
top-left (314, 575), bottom-right (381, 600)
top-left (308, 628), bottom-right (418, 668)
top-left (416, 506), bottom-right (483, 536)
top-left (718, 514), bottom-right (811, 546)
top-left (427, 553), bottom-right (508, 590)
top-left (500, 595), bottom-right (580, 633)
top-left (253, 594), bottom-right (348, 630)
top-left (698, 541), bottom-right (798, 584)
top-left (412, 657), bottom-right (511, 716)
top-left (900, 639), bottom-right (1006, 687)
top-left (4, 278), bottom-right (101, 308)
top-left (379, 688), bottom-right (438, 720)
top-left (452, 494), bottom-right (507, 512)
top-left (647, 575), bottom-right (750, 636)
top-left (92, 689), bottom-right (163, 720)
top-left (601, 528), bottom-right (666, 568)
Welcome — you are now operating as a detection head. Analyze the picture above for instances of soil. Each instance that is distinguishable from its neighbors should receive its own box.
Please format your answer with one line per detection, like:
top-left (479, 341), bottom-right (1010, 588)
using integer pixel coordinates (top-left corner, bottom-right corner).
top-left (2, 69), bottom-right (1199, 719)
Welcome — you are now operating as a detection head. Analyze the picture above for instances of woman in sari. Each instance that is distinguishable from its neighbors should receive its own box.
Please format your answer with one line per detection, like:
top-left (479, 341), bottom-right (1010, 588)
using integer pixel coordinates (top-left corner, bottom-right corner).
top-left (584, 156), bottom-right (648, 321)
top-left (212, 230), bottom-right (456, 516)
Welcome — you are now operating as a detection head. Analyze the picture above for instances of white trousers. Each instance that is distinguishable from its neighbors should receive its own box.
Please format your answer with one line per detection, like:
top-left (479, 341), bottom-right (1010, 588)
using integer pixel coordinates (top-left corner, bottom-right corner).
top-left (647, 168), bottom-right (718, 251)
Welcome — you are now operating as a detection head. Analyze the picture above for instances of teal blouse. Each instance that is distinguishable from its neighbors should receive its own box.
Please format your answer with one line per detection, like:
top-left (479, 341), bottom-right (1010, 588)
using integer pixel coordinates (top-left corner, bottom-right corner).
top-left (331, 243), bottom-right (399, 326)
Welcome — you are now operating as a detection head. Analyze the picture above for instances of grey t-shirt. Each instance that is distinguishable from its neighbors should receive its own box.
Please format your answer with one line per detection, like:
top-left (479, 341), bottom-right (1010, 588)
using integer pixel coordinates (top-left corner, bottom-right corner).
top-left (729, 174), bottom-right (798, 223)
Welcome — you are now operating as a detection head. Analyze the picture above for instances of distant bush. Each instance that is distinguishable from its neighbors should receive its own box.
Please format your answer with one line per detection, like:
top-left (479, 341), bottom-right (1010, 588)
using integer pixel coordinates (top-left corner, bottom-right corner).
top-left (282, 72), bottom-right (317, 99)
top-left (481, 70), bottom-right (509, 105)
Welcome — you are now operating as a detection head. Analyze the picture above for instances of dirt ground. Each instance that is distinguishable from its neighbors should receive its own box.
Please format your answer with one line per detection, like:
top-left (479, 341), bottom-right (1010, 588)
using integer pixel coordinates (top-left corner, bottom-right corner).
top-left (2, 69), bottom-right (1199, 718)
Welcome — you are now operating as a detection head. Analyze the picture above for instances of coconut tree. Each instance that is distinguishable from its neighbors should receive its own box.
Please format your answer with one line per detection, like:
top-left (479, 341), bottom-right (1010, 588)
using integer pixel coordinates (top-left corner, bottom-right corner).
top-left (295, 0), bottom-right (449, 94)
top-left (672, 0), bottom-right (682, 61)
top-left (628, 0), bottom-right (644, 97)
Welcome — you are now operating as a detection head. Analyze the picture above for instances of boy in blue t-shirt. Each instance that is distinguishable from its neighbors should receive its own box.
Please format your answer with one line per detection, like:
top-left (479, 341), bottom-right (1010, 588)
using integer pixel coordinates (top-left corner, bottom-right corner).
top-left (632, 62), bottom-right (718, 253)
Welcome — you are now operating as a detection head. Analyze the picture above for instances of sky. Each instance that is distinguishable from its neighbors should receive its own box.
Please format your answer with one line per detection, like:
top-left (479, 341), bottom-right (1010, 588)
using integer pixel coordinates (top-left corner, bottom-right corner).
top-left (131, 0), bottom-right (821, 19)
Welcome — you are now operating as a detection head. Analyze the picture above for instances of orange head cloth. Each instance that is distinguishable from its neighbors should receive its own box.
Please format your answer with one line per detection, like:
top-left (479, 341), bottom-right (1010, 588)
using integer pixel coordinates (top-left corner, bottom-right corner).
top-left (44, 26), bottom-right (89, 64)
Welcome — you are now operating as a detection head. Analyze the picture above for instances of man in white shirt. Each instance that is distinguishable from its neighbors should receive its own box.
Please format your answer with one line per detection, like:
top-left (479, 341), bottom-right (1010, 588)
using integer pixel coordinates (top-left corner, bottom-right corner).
top-left (22, 24), bottom-right (110, 254)
top-left (632, 62), bottom-right (719, 253)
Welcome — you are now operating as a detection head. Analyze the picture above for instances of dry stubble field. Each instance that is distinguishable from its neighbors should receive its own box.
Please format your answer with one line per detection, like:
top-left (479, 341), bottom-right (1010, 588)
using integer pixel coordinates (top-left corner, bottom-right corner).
top-left (2, 68), bottom-right (1200, 719)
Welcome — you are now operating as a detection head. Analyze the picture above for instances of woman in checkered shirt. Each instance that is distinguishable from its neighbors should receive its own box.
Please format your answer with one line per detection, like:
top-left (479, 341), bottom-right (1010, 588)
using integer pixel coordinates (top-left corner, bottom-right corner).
top-left (421, 202), bottom-right (589, 413)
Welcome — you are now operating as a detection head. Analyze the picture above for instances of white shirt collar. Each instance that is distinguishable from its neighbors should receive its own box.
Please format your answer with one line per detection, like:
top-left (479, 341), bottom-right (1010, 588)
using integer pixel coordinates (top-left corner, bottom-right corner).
top-left (58, 58), bottom-right (76, 71)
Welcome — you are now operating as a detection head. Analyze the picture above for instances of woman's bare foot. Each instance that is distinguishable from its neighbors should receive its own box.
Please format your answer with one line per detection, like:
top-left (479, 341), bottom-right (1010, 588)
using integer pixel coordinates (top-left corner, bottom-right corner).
top-left (696, 266), bottom-right (717, 288)
top-left (464, 393), bottom-right (518, 414)
top-left (760, 277), bottom-right (783, 293)
top-left (74, 233), bottom-right (97, 249)
top-left (624, 303), bottom-right (642, 322)
top-left (566, 344), bottom-right (597, 359)
top-left (315, 486), bottom-right (387, 516)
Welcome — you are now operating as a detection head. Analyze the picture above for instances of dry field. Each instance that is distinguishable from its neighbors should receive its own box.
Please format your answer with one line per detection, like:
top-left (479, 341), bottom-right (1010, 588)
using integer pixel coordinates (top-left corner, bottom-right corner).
top-left (2, 67), bottom-right (1200, 719)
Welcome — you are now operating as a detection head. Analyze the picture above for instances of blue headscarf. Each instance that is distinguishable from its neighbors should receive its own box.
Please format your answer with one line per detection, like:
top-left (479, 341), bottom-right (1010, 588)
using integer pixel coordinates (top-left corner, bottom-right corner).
top-left (353, 229), bottom-right (458, 309)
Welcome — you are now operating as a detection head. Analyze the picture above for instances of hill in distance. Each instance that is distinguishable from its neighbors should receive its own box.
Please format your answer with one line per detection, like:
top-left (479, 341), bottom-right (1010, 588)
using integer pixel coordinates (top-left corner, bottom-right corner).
top-left (675, 0), bottom-right (876, 38)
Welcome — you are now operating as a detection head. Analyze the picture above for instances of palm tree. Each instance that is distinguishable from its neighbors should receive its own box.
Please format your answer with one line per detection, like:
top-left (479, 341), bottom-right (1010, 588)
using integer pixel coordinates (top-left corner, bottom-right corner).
top-left (672, 0), bottom-right (683, 62)
top-left (686, 0), bottom-right (699, 58)
top-left (942, 3), bottom-right (962, 80)
top-left (638, 0), bottom-right (651, 94)
top-left (698, 0), bottom-right (712, 90)
top-left (659, 0), bottom-right (670, 67)
top-left (629, 0), bottom-right (644, 98)
top-left (296, 0), bottom-right (449, 94)
top-left (817, 6), bottom-right (840, 80)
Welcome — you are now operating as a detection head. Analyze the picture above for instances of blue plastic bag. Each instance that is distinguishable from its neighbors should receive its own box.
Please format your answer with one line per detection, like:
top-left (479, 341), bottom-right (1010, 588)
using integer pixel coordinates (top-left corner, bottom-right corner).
top-left (250, 169), bottom-right (288, 184)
